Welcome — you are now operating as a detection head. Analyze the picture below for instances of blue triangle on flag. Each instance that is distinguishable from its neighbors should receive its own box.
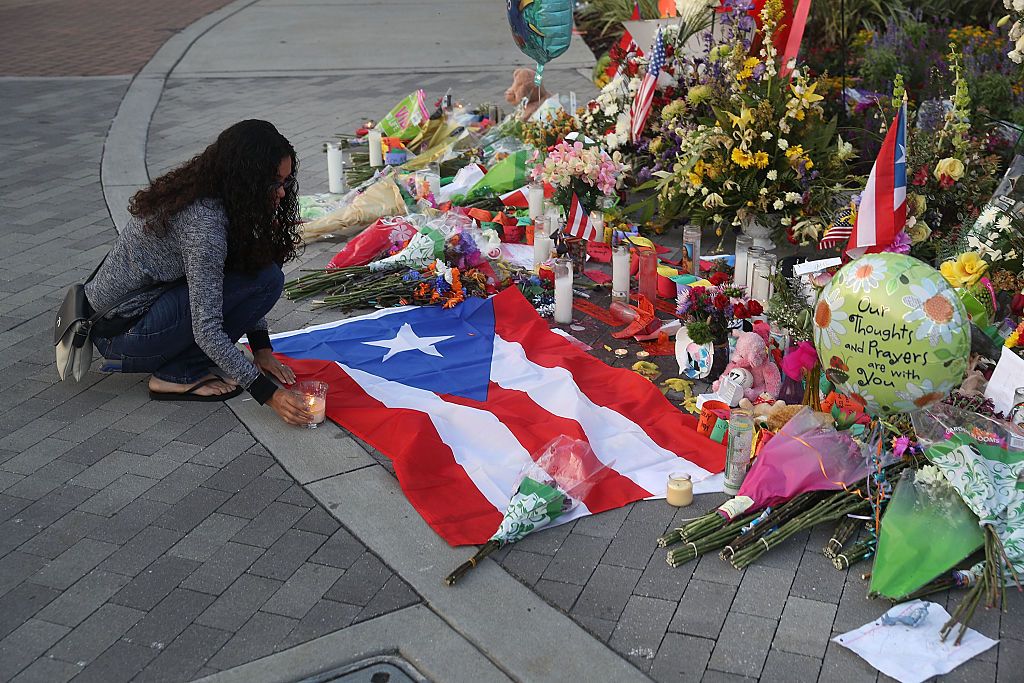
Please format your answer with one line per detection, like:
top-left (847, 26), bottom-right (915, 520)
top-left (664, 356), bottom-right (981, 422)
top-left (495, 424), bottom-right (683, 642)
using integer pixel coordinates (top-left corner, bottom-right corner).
top-left (271, 298), bottom-right (496, 401)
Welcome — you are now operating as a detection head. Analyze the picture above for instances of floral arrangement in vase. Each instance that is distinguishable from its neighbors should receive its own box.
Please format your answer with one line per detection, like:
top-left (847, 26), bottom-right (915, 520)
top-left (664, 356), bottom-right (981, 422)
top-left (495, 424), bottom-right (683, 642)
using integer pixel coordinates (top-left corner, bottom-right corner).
top-left (531, 138), bottom-right (627, 215)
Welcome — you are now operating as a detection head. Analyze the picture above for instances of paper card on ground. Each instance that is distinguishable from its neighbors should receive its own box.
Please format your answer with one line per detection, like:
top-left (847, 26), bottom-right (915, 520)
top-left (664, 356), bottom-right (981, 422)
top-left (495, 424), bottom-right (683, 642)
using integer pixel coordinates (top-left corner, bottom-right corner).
top-left (833, 600), bottom-right (997, 683)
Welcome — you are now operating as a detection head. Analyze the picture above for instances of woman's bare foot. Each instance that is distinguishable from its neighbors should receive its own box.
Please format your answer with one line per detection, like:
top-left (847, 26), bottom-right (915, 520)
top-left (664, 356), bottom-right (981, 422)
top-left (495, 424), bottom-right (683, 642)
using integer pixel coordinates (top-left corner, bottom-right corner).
top-left (149, 374), bottom-right (236, 397)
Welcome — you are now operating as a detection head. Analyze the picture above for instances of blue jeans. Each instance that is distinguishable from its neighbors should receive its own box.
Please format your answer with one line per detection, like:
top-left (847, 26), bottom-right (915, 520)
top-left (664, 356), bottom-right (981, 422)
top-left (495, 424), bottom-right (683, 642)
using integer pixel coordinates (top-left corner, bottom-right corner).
top-left (93, 264), bottom-right (284, 384)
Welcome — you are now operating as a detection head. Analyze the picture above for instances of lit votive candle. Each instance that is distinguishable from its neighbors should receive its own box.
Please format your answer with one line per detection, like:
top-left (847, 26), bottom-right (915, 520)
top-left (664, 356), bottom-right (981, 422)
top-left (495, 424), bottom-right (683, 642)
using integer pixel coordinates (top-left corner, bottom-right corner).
top-left (305, 395), bottom-right (326, 427)
top-left (666, 472), bottom-right (694, 507)
top-left (295, 380), bottom-right (328, 429)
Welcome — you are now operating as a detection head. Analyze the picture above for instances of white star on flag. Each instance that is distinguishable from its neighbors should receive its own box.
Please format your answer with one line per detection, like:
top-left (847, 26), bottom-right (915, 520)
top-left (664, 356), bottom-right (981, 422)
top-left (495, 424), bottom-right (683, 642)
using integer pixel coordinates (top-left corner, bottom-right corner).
top-left (362, 323), bottom-right (454, 362)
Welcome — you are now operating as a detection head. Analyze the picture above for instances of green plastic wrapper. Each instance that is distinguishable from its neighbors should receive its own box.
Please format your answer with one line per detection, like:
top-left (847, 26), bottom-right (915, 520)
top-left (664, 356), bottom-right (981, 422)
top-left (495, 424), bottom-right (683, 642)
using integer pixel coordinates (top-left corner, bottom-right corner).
top-left (376, 90), bottom-right (430, 139)
top-left (870, 467), bottom-right (984, 599)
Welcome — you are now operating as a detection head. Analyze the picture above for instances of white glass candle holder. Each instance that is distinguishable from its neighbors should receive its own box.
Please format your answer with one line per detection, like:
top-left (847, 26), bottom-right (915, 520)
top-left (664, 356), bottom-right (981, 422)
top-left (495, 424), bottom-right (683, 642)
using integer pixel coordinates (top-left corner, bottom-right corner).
top-left (295, 380), bottom-right (328, 429)
top-left (326, 142), bottom-right (345, 194)
top-left (611, 244), bottom-right (630, 303)
top-left (749, 253), bottom-right (777, 304)
top-left (666, 472), bottom-right (693, 507)
top-left (733, 234), bottom-right (753, 288)
top-left (528, 183), bottom-right (545, 221)
top-left (553, 258), bottom-right (574, 324)
top-left (367, 128), bottom-right (383, 168)
top-left (683, 224), bottom-right (702, 276)
top-left (744, 246), bottom-right (766, 295)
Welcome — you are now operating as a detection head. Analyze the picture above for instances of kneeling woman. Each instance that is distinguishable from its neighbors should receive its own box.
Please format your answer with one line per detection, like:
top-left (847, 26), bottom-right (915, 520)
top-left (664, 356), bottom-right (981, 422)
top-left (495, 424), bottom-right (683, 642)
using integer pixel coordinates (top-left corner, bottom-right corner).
top-left (87, 119), bottom-right (311, 425)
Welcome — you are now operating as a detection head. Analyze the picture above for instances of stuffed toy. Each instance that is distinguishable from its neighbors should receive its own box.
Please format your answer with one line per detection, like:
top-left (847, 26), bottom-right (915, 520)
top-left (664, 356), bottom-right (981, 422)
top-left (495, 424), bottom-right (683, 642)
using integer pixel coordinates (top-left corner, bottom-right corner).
top-left (739, 397), bottom-right (784, 424)
top-left (505, 68), bottom-right (549, 120)
top-left (713, 331), bottom-right (782, 402)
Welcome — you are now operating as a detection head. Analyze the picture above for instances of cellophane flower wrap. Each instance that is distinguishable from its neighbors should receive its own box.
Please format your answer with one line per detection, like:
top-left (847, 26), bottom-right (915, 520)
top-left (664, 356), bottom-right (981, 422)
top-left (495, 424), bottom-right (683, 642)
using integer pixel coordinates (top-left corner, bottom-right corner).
top-left (716, 407), bottom-right (866, 521)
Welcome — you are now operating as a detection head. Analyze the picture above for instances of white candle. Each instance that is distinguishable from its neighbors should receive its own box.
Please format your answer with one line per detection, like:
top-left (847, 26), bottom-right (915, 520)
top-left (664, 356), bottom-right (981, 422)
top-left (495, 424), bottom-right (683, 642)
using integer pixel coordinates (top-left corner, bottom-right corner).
top-left (306, 395), bottom-right (326, 426)
top-left (612, 244), bottom-right (630, 302)
top-left (666, 473), bottom-right (693, 507)
top-left (528, 183), bottom-right (545, 221)
top-left (733, 235), bottom-right (753, 288)
top-left (367, 128), bottom-right (383, 168)
top-left (554, 258), bottom-right (574, 324)
top-left (326, 143), bottom-right (344, 194)
top-left (533, 236), bottom-right (553, 271)
top-left (589, 210), bottom-right (604, 242)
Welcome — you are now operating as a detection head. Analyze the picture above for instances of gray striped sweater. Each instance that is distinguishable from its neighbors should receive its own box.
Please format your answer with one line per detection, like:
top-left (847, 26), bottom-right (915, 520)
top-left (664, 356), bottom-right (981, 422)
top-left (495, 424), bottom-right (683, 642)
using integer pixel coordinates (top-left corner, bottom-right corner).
top-left (85, 199), bottom-right (269, 393)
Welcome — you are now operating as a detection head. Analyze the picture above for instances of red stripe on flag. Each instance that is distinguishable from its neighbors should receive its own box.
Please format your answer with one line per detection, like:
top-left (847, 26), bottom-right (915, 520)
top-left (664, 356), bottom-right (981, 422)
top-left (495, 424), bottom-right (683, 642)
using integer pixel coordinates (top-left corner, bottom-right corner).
top-left (280, 357), bottom-right (503, 546)
top-left (442, 383), bottom-right (653, 512)
top-left (874, 114), bottom-right (897, 249)
top-left (491, 291), bottom-right (726, 474)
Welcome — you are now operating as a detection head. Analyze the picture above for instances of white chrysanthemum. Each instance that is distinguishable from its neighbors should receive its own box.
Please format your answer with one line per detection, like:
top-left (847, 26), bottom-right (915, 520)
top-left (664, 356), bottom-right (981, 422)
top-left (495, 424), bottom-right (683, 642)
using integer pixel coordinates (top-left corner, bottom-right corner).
top-left (773, 199), bottom-right (785, 210)
top-left (767, 169), bottom-right (778, 181)
top-left (777, 138), bottom-right (790, 150)
top-left (786, 192), bottom-right (802, 203)
top-left (977, 205), bottom-right (999, 227)
top-left (761, 131), bottom-right (773, 140)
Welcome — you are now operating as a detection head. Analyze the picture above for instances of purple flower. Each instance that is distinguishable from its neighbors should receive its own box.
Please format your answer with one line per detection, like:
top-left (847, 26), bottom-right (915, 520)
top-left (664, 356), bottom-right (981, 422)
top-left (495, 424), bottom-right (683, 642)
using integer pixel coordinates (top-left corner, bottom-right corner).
top-left (892, 435), bottom-right (911, 457)
top-left (883, 231), bottom-right (911, 254)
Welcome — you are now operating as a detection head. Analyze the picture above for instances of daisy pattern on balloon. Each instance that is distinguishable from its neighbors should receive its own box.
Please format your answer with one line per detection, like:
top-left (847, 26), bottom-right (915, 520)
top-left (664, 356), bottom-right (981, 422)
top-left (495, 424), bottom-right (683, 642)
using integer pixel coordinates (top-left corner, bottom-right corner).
top-left (814, 288), bottom-right (848, 350)
top-left (892, 378), bottom-right (954, 413)
top-left (842, 256), bottom-right (888, 294)
top-left (901, 280), bottom-right (962, 345)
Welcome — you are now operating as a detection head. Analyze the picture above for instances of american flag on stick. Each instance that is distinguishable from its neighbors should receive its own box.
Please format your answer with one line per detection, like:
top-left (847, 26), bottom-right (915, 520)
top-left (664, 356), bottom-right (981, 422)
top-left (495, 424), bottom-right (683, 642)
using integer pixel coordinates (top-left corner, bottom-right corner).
top-left (629, 28), bottom-right (665, 143)
top-left (818, 204), bottom-right (855, 250)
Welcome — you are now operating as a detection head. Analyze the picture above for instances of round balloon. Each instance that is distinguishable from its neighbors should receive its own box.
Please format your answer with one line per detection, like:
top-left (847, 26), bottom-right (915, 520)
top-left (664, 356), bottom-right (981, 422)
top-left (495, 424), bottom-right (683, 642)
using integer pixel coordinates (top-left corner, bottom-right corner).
top-left (812, 253), bottom-right (969, 416)
top-left (507, 0), bottom-right (573, 67)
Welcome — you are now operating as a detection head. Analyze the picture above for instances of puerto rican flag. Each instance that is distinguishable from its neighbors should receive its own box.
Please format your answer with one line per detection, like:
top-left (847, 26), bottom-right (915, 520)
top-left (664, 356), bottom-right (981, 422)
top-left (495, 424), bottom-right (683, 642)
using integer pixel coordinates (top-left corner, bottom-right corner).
top-left (565, 192), bottom-right (600, 241)
top-left (270, 289), bottom-right (724, 546)
top-left (499, 182), bottom-right (553, 208)
top-left (847, 100), bottom-right (907, 256)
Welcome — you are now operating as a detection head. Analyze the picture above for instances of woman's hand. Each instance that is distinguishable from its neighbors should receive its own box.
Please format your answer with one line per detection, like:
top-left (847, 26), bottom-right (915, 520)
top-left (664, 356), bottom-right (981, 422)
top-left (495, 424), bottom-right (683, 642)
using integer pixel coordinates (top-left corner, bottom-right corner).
top-left (268, 388), bottom-right (313, 426)
top-left (254, 349), bottom-right (296, 385)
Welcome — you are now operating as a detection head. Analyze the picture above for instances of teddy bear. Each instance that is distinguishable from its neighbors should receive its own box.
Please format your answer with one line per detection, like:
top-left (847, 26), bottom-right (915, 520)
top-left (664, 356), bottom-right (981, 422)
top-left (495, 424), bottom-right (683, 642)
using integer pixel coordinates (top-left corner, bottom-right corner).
top-left (505, 68), bottom-right (550, 120)
top-left (712, 330), bottom-right (782, 402)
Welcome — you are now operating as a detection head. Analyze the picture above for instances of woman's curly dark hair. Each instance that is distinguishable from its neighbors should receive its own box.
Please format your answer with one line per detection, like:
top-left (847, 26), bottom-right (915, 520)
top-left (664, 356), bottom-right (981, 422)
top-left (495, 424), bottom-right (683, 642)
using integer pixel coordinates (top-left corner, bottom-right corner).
top-left (129, 119), bottom-right (301, 273)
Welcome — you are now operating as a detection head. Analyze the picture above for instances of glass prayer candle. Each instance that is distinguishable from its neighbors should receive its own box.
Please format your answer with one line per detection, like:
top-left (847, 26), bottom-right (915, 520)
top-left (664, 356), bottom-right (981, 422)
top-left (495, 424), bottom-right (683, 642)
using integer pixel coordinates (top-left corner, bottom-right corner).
top-left (553, 258), bottom-right (574, 324)
top-left (733, 234), bottom-right (753, 288)
top-left (589, 210), bottom-right (604, 243)
top-left (528, 183), bottom-right (545, 221)
top-left (611, 244), bottom-right (630, 303)
top-left (638, 247), bottom-right (658, 303)
top-left (744, 246), bottom-right (766, 296)
top-left (749, 253), bottom-right (777, 304)
top-left (533, 234), bottom-right (553, 271)
top-left (683, 224), bottom-right (702, 276)
top-left (367, 128), bottom-right (383, 168)
top-left (724, 408), bottom-right (755, 495)
top-left (666, 472), bottom-right (694, 507)
top-left (295, 380), bottom-right (328, 429)
top-left (326, 142), bottom-right (345, 194)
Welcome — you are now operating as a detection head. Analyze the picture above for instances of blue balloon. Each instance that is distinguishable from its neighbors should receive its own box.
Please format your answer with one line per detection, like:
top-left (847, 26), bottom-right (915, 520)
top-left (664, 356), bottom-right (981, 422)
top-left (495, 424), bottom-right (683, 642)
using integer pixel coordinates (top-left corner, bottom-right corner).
top-left (507, 0), bottom-right (573, 67)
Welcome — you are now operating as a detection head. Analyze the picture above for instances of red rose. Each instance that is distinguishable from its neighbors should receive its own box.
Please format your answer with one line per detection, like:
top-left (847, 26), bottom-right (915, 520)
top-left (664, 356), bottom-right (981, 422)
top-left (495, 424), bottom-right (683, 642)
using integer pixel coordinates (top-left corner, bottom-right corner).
top-left (710, 271), bottom-right (729, 286)
top-left (748, 300), bottom-right (764, 315)
top-left (733, 302), bottom-right (749, 319)
top-left (690, 286), bottom-right (706, 299)
top-left (939, 174), bottom-right (955, 189)
top-left (1011, 293), bottom-right (1024, 316)
top-left (713, 294), bottom-right (729, 310)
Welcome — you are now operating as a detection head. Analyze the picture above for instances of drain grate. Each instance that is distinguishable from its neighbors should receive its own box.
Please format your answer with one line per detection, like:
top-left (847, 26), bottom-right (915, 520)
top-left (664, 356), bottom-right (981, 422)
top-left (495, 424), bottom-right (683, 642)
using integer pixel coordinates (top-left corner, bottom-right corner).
top-left (296, 655), bottom-right (427, 683)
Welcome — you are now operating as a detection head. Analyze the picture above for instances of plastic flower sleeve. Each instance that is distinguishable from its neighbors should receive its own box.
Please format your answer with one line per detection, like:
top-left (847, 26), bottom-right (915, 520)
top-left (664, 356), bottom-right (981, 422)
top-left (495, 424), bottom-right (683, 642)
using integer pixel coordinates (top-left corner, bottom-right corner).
top-left (870, 468), bottom-right (984, 599)
top-left (910, 403), bottom-right (1024, 579)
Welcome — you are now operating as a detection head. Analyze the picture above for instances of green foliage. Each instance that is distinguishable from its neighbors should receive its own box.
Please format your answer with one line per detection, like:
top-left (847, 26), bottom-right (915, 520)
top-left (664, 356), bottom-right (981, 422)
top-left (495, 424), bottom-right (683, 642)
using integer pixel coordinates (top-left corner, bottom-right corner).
top-left (687, 320), bottom-right (714, 345)
top-left (970, 73), bottom-right (1015, 120)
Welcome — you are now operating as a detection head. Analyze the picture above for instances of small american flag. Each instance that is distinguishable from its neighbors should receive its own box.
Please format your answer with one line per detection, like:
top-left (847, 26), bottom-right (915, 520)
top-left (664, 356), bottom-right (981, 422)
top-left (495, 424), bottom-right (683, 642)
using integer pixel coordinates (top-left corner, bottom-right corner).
top-left (819, 204), bottom-right (855, 250)
top-left (565, 193), bottom-right (599, 241)
top-left (630, 28), bottom-right (665, 143)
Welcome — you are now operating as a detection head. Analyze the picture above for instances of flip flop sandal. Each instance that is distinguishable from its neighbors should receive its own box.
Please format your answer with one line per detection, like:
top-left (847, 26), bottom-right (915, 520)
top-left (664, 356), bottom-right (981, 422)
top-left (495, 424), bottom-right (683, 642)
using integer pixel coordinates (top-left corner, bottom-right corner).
top-left (149, 377), bottom-right (244, 402)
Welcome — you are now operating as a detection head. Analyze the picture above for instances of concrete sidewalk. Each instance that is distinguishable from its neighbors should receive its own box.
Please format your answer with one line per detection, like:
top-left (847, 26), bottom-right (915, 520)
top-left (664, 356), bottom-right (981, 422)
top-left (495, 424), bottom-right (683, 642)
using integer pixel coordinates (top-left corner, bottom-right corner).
top-left (0, 0), bottom-right (1019, 681)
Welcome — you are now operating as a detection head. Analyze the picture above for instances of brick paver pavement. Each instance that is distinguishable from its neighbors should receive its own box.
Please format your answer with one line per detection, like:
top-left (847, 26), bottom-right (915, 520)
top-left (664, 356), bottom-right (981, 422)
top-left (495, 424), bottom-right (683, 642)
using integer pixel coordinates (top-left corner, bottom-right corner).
top-left (0, 0), bottom-right (236, 76)
top-left (0, 78), bottom-right (421, 682)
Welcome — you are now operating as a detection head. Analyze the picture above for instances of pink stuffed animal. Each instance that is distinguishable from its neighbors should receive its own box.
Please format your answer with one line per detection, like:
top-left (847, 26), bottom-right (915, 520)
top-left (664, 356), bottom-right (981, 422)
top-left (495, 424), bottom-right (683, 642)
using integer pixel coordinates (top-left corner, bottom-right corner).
top-left (712, 330), bottom-right (782, 402)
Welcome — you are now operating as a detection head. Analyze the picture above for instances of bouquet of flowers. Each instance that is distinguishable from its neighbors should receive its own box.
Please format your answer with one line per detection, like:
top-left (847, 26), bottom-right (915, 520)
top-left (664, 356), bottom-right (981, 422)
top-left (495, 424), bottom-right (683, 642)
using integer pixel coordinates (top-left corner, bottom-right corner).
top-left (649, 0), bottom-right (854, 244)
top-left (676, 282), bottom-right (760, 345)
top-left (531, 138), bottom-right (626, 214)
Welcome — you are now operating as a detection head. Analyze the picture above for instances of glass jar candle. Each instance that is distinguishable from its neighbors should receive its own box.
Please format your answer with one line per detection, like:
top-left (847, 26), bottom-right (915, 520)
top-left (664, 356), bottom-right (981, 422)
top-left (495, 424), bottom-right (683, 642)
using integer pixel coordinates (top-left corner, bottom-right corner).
top-left (528, 182), bottom-right (545, 221)
top-left (744, 246), bottom-right (766, 295)
top-left (733, 235), bottom-right (753, 288)
top-left (611, 244), bottom-right (630, 303)
top-left (683, 224), bottom-right (702, 276)
top-left (723, 408), bottom-right (755, 495)
top-left (666, 472), bottom-right (694, 507)
top-left (637, 247), bottom-right (658, 303)
top-left (749, 253), bottom-right (778, 304)
top-left (553, 258), bottom-right (574, 324)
